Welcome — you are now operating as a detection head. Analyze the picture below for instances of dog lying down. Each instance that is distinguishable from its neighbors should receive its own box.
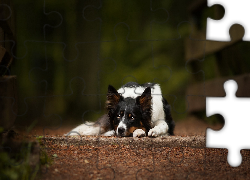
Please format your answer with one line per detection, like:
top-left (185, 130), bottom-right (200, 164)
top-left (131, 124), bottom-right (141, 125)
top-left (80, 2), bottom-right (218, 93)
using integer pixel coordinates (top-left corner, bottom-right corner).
top-left (66, 82), bottom-right (175, 137)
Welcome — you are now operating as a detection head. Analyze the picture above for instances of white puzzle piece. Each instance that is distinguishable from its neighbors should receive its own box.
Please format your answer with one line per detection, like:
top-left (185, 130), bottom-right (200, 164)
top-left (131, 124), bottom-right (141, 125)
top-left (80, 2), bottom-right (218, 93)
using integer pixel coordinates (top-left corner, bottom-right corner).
top-left (206, 80), bottom-right (250, 167)
top-left (206, 0), bottom-right (250, 41)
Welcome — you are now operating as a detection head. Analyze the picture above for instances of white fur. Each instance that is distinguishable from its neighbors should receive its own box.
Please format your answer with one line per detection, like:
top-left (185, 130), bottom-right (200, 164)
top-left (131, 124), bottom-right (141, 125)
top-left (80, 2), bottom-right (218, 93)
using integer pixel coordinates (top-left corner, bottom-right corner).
top-left (118, 86), bottom-right (146, 98)
top-left (66, 122), bottom-right (101, 136)
top-left (117, 121), bottom-right (126, 131)
top-left (148, 120), bottom-right (169, 137)
top-left (116, 117), bottom-right (129, 136)
top-left (67, 84), bottom-right (169, 137)
top-left (102, 130), bottom-right (115, 136)
top-left (133, 129), bottom-right (146, 137)
top-left (118, 84), bottom-right (169, 137)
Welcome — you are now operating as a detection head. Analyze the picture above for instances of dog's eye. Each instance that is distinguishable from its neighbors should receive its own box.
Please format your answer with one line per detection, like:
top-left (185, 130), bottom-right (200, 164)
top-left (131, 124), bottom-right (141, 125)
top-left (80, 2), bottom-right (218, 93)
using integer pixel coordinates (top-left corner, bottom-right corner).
top-left (117, 111), bottom-right (124, 118)
top-left (128, 114), bottom-right (134, 120)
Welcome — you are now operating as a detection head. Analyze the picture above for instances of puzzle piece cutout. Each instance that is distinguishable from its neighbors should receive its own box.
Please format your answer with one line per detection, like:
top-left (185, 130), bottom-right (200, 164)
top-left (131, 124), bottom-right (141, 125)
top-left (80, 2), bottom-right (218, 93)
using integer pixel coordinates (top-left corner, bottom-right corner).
top-left (207, 0), bottom-right (250, 41)
top-left (206, 80), bottom-right (250, 167)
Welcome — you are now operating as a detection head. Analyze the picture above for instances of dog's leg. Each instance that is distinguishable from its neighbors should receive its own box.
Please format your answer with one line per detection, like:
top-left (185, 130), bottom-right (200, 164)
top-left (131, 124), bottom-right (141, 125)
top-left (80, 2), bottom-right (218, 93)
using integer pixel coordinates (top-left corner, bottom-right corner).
top-left (148, 120), bottom-right (169, 137)
top-left (65, 122), bottom-right (101, 136)
top-left (102, 130), bottom-right (115, 136)
top-left (133, 129), bottom-right (146, 138)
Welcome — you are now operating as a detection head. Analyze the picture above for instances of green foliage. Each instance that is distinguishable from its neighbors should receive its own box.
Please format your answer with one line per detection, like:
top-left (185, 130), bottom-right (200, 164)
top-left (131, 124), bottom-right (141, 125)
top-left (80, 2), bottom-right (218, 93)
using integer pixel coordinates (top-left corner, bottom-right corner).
top-left (98, 1), bottom-right (192, 120)
top-left (0, 135), bottom-right (52, 180)
top-left (0, 127), bottom-right (3, 133)
top-left (11, 0), bottom-right (226, 122)
top-left (36, 136), bottom-right (53, 167)
top-left (39, 149), bottom-right (53, 167)
top-left (0, 143), bottom-right (38, 180)
top-left (0, 152), bottom-right (19, 180)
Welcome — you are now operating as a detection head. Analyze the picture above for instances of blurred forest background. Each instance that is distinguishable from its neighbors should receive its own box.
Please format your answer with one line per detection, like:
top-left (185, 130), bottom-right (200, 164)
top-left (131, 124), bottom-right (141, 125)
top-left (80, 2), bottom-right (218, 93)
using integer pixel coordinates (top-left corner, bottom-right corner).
top-left (7, 0), bottom-right (249, 127)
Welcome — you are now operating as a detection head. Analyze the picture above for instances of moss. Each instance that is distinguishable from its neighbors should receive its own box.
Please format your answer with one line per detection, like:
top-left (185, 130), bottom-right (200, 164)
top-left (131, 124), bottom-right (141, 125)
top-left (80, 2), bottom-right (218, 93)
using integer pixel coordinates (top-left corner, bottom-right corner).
top-left (0, 129), bottom-right (52, 180)
top-left (36, 136), bottom-right (53, 167)
top-left (0, 143), bottom-right (37, 180)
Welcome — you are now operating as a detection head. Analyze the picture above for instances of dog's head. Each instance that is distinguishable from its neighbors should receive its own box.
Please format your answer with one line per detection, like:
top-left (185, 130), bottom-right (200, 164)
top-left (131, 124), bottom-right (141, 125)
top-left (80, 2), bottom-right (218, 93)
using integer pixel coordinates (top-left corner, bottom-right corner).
top-left (106, 85), bottom-right (152, 137)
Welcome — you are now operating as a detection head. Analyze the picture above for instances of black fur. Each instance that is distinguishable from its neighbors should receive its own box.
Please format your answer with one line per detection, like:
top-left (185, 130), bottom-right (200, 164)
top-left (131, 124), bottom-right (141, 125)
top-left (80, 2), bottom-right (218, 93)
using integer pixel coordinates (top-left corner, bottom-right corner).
top-left (162, 97), bottom-right (175, 135)
top-left (106, 86), bottom-right (152, 137)
top-left (96, 82), bottom-right (175, 137)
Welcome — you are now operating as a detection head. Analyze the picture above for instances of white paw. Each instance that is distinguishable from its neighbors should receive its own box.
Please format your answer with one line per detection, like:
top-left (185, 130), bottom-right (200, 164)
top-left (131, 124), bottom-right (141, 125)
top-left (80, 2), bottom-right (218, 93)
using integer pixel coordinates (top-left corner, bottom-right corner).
top-left (133, 129), bottom-right (146, 138)
top-left (148, 127), bottom-right (161, 137)
top-left (102, 130), bottom-right (115, 136)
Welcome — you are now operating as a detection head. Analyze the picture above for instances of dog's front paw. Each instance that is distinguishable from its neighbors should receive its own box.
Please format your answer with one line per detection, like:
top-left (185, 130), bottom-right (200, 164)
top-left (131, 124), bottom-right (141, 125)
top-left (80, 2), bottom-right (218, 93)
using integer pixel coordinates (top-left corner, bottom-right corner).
top-left (133, 129), bottom-right (146, 138)
top-left (148, 127), bottom-right (161, 137)
top-left (102, 130), bottom-right (115, 136)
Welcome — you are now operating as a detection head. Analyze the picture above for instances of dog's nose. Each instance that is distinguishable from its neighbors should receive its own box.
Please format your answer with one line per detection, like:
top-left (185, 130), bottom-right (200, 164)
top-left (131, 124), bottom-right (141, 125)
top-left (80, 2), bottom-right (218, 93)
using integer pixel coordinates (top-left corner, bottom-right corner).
top-left (118, 127), bottom-right (125, 135)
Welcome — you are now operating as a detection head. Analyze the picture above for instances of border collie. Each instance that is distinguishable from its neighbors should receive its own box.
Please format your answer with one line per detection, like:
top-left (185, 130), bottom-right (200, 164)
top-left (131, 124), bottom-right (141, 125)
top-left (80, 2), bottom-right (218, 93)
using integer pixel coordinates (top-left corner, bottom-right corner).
top-left (66, 82), bottom-right (175, 137)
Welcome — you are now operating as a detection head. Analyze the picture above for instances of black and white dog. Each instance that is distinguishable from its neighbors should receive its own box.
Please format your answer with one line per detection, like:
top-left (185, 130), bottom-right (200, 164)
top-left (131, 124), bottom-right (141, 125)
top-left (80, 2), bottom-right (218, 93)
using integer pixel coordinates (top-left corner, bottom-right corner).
top-left (67, 82), bottom-right (175, 137)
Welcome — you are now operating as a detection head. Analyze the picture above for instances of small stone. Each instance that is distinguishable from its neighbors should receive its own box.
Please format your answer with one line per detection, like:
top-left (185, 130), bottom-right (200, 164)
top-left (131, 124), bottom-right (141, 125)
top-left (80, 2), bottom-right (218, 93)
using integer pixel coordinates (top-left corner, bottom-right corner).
top-left (52, 154), bottom-right (58, 158)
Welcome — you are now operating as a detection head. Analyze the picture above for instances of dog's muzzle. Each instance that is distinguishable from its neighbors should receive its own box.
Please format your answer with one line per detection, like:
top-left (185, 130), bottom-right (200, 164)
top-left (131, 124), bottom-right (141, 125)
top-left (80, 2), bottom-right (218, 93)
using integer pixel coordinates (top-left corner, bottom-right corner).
top-left (117, 127), bottom-right (125, 137)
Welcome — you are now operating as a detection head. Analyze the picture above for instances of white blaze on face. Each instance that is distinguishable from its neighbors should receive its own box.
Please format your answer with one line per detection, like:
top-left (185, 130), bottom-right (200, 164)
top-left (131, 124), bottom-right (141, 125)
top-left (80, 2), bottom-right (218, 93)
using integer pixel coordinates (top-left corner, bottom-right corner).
top-left (116, 116), bottom-right (127, 135)
top-left (116, 106), bottom-right (128, 135)
top-left (116, 120), bottom-right (127, 134)
top-left (117, 84), bottom-right (165, 126)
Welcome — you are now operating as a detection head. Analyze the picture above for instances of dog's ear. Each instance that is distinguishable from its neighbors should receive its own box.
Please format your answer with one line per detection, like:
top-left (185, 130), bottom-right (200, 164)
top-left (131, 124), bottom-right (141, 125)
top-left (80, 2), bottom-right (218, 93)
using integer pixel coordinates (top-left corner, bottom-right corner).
top-left (136, 87), bottom-right (151, 111)
top-left (106, 85), bottom-right (121, 110)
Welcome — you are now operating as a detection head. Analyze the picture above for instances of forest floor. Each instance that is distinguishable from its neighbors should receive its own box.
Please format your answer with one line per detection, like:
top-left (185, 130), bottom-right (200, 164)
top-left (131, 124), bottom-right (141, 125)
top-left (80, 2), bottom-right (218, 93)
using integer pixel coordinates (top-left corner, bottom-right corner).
top-left (15, 116), bottom-right (250, 180)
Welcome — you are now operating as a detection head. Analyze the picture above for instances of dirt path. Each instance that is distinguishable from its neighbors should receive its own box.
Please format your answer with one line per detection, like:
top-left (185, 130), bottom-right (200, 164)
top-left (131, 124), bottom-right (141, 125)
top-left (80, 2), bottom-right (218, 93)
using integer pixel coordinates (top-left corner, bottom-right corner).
top-left (16, 117), bottom-right (250, 180)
